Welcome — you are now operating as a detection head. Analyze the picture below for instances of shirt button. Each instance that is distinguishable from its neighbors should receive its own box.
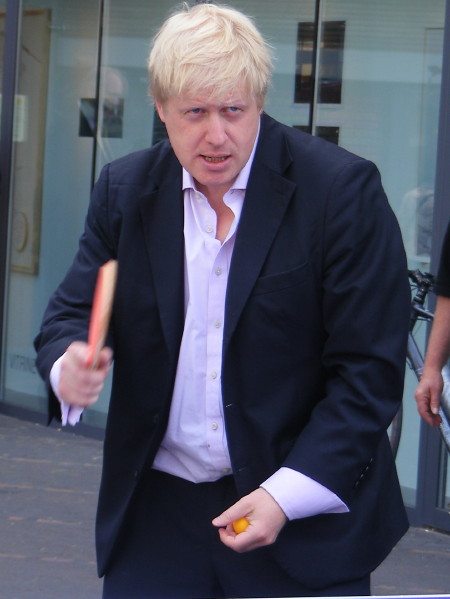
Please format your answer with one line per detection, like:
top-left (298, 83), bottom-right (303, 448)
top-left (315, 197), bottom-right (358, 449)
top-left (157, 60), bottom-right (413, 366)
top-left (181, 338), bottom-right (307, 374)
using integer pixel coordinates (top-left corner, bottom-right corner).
top-left (214, 320), bottom-right (222, 328)
top-left (206, 225), bottom-right (213, 233)
top-left (222, 468), bottom-right (231, 474)
top-left (211, 422), bottom-right (218, 430)
top-left (211, 371), bottom-right (218, 379)
top-left (215, 267), bottom-right (222, 276)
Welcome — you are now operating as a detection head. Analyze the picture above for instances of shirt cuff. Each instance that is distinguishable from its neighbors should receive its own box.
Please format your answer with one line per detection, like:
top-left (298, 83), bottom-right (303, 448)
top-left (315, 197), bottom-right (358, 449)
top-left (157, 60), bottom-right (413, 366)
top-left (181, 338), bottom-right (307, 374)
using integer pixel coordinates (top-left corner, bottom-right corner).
top-left (260, 466), bottom-right (349, 520)
top-left (49, 355), bottom-right (83, 426)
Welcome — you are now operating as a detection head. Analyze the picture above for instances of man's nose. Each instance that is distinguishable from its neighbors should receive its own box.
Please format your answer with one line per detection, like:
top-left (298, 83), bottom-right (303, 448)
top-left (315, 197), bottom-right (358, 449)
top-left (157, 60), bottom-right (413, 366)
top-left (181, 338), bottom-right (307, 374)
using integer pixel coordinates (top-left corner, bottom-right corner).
top-left (205, 114), bottom-right (227, 145)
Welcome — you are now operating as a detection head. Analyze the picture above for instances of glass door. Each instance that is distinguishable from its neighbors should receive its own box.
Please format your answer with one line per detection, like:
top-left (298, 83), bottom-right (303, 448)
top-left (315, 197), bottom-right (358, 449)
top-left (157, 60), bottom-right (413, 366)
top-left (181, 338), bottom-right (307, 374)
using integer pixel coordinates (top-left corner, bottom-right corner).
top-left (418, 1), bottom-right (450, 530)
top-left (94, 0), bottom-right (161, 177)
top-left (2, 0), bottom-right (101, 419)
top-left (0, 5), bottom-right (5, 110)
top-left (308, 0), bottom-right (447, 515)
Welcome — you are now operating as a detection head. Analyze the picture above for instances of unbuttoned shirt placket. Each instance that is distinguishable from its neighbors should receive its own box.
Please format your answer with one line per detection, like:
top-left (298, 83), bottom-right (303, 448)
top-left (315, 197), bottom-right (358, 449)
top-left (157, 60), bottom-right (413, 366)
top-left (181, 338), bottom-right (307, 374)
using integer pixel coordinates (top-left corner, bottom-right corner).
top-left (151, 183), bottom-right (245, 483)
top-left (194, 190), bottom-right (236, 477)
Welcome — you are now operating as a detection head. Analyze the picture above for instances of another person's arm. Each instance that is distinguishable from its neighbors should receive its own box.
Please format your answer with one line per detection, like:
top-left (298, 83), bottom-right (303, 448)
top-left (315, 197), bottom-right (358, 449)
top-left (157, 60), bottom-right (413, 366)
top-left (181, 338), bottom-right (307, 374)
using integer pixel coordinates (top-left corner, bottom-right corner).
top-left (415, 295), bottom-right (450, 426)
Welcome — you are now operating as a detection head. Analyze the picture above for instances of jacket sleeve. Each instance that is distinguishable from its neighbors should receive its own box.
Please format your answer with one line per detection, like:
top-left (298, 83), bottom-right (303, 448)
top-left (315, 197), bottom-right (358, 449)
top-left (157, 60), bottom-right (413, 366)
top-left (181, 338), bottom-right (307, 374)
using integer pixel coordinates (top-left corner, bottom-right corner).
top-left (283, 158), bottom-right (410, 506)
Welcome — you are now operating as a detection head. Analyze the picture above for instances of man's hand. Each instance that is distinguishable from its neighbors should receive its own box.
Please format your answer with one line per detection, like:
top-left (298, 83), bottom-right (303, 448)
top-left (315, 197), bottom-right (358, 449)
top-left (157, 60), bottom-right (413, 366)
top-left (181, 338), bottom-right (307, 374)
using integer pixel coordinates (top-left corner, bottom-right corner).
top-left (414, 369), bottom-right (443, 427)
top-left (58, 341), bottom-right (112, 408)
top-left (212, 487), bottom-right (287, 553)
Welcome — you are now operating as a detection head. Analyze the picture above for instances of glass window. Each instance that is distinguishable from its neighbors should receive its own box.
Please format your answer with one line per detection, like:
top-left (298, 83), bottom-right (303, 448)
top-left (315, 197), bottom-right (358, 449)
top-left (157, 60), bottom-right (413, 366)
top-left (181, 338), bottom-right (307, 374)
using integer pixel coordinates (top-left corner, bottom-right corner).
top-left (94, 0), bottom-right (166, 176)
top-left (0, 6), bottom-right (5, 111)
top-left (295, 20), bottom-right (345, 105)
top-left (315, 0), bottom-right (446, 508)
top-left (2, 0), bottom-right (102, 418)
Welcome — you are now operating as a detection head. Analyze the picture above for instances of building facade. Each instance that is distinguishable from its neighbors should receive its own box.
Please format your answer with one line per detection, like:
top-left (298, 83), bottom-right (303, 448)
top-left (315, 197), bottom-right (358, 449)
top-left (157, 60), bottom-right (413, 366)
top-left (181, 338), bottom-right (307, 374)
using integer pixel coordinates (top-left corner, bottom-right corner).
top-left (1, 0), bottom-right (450, 531)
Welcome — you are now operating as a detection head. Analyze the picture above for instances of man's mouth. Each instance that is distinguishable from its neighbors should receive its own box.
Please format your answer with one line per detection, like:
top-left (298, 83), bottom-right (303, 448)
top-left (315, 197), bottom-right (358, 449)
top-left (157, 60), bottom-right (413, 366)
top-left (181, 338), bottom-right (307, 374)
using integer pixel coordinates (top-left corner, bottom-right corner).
top-left (203, 155), bottom-right (228, 163)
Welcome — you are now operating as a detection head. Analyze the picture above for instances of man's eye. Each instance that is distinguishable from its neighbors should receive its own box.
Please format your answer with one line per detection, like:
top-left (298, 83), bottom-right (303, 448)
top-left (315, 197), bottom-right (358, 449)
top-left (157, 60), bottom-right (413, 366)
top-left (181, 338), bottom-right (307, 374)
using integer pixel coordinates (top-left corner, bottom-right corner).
top-left (189, 108), bottom-right (202, 114)
top-left (227, 107), bottom-right (240, 113)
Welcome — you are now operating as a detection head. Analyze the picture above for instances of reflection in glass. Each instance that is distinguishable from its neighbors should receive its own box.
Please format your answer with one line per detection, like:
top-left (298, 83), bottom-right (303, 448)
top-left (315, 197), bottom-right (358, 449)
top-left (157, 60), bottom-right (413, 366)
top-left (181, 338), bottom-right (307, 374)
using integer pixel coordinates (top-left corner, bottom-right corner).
top-left (3, 0), bottom-right (100, 416)
top-left (295, 21), bottom-right (345, 104)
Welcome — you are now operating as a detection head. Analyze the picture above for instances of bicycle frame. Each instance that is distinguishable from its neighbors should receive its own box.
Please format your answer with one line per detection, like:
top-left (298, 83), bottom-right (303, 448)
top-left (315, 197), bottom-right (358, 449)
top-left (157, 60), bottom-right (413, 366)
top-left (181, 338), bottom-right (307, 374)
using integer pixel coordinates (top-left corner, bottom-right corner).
top-left (407, 333), bottom-right (423, 379)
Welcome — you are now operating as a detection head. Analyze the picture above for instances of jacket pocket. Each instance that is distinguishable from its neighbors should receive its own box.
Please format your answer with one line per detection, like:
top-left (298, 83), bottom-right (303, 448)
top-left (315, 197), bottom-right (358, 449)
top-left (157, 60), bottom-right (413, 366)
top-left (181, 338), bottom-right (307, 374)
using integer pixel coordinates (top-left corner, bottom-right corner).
top-left (252, 262), bottom-right (309, 296)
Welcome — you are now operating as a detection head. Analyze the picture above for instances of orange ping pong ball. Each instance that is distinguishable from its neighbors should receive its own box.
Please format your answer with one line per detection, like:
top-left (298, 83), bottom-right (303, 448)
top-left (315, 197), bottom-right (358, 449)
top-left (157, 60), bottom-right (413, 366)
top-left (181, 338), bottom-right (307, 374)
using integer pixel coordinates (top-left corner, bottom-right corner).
top-left (232, 517), bottom-right (249, 534)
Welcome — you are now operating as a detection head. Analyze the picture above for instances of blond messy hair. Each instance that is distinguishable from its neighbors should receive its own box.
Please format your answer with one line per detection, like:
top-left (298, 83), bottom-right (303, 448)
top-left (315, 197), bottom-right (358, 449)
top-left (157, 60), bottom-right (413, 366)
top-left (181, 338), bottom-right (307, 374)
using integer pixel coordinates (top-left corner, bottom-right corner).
top-left (148, 2), bottom-right (273, 105)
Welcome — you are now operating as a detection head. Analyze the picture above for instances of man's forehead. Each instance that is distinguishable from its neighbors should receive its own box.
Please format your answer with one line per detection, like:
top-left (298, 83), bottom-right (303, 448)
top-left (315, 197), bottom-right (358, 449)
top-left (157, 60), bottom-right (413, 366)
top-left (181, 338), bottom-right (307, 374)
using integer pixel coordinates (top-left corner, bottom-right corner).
top-left (177, 87), bottom-right (252, 105)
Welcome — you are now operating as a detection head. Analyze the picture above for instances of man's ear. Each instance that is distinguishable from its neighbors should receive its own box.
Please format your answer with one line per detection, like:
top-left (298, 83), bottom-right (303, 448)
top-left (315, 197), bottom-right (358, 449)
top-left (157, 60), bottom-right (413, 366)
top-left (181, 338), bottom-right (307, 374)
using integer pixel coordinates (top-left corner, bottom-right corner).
top-left (155, 102), bottom-right (165, 123)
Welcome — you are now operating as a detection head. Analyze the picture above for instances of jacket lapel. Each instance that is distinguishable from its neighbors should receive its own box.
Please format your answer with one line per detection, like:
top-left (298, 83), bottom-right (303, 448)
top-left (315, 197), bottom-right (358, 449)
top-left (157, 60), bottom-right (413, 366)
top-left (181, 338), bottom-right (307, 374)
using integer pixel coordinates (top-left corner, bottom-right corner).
top-left (138, 153), bottom-right (185, 364)
top-left (224, 116), bottom-right (297, 350)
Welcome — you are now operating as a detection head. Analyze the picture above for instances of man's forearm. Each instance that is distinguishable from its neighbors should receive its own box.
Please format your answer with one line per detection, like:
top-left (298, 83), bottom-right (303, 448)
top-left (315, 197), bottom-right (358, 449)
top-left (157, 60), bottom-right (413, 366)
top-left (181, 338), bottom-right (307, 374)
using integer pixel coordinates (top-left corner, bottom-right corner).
top-left (423, 296), bottom-right (450, 372)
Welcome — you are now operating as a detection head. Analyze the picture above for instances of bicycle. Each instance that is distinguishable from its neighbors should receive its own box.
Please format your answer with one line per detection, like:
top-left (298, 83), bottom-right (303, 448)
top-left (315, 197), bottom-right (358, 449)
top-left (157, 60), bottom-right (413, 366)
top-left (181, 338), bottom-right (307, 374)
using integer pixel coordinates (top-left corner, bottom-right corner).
top-left (389, 269), bottom-right (450, 457)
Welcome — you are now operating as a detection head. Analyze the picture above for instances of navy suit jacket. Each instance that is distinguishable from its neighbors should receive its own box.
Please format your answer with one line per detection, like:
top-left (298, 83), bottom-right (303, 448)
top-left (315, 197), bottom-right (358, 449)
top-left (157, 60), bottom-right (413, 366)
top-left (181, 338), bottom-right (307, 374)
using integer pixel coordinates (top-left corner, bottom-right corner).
top-left (35, 113), bottom-right (410, 588)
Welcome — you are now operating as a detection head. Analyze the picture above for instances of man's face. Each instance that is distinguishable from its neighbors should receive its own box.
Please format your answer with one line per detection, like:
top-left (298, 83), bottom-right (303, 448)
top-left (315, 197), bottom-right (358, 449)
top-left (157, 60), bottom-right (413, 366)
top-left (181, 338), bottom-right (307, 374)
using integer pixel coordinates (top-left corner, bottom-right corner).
top-left (156, 89), bottom-right (262, 201)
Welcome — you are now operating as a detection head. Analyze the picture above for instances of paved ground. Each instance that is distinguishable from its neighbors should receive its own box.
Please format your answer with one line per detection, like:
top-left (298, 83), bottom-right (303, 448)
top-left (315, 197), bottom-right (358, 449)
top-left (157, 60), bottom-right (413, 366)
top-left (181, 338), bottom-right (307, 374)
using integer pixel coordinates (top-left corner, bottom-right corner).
top-left (0, 412), bottom-right (449, 599)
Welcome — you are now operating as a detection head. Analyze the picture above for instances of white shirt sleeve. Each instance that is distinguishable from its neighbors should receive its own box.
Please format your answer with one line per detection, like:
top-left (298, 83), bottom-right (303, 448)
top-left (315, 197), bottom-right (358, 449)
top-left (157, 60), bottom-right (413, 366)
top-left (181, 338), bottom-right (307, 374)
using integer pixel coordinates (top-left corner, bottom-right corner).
top-left (260, 466), bottom-right (349, 520)
top-left (49, 355), bottom-right (84, 426)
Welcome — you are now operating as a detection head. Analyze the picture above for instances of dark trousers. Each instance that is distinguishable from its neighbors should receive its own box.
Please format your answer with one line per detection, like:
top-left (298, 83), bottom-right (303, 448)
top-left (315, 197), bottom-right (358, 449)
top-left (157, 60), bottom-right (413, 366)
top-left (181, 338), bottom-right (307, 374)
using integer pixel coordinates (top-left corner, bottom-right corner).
top-left (102, 469), bottom-right (370, 599)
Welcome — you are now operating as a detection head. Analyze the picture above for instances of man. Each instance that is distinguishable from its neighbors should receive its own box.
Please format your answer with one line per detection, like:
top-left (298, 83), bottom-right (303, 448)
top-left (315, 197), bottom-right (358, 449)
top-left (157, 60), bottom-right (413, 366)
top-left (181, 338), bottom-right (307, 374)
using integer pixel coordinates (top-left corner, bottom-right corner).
top-left (415, 221), bottom-right (450, 426)
top-left (35, 3), bottom-right (410, 598)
